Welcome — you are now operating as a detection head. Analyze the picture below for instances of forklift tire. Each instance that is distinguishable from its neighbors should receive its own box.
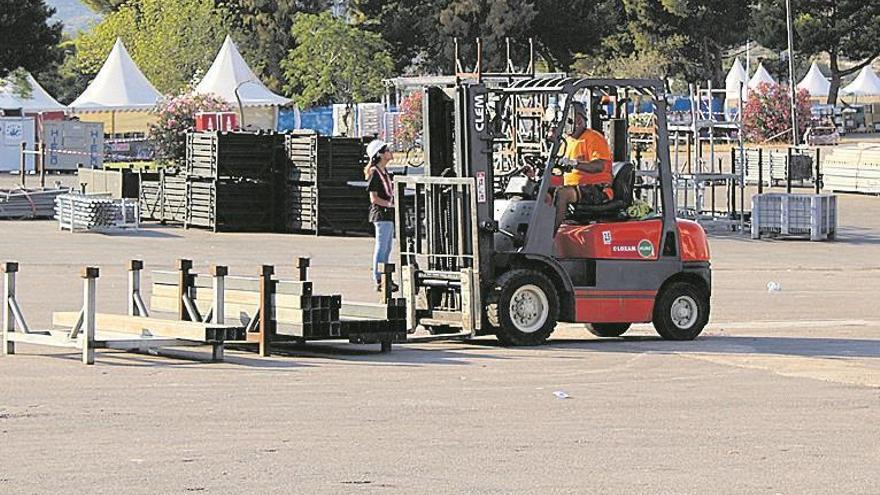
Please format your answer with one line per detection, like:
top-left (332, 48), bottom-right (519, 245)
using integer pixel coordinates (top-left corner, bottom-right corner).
top-left (652, 281), bottom-right (709, 341)
top-left (588, 323), bottom-right (631, 338)
top-left (486, 269), bottom-right (559, 346)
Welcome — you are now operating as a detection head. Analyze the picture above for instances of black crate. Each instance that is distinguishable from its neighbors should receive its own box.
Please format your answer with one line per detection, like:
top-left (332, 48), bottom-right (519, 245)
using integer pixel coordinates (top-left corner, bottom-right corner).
top-left (185, 178), bottom-right (276, 232)
top-left (186, 131), bottom-right (282, 180)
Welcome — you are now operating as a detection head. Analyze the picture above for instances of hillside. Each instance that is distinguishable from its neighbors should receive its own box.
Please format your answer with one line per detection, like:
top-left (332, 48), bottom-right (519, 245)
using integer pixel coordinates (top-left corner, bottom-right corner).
top-left (45, 0), bottom-right (101, 34)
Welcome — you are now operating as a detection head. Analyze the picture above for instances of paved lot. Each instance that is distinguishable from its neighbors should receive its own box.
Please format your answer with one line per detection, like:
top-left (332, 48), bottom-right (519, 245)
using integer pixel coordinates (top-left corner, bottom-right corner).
top-left (1, 177), bottom-right (879, 493)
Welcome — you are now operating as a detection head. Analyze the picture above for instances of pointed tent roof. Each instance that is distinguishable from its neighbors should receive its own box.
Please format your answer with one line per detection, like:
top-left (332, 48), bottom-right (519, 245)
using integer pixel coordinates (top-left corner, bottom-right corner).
top-left (748, 63), bottom-right (777, 90)
top-left (69, 38), bottom-right (161, 111)
top-left (0, 73), bottom-right (65, 112)
top-left (194, 36), bottom-right (290, 107)
top-left (797, 62), bottom-right (831, 97)
top-left (841, 66), bottom-right (880, 97)
top-left (725, 58), bottom-right (748, 100)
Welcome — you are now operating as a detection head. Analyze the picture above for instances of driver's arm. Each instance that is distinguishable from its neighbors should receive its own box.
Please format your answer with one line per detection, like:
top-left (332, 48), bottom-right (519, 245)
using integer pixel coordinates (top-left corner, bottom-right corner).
top-left (573, 159), bottom-right (606, 174)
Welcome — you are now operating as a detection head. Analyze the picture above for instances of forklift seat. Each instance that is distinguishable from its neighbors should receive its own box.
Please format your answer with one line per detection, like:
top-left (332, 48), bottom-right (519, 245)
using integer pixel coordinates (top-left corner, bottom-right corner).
top-left (567, 162), bottom-right (635, 221)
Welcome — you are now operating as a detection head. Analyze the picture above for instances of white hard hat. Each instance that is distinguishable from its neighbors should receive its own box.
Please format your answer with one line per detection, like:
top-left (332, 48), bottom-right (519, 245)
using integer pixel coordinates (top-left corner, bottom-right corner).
top-left (366, 139), bottom-right (388, 159)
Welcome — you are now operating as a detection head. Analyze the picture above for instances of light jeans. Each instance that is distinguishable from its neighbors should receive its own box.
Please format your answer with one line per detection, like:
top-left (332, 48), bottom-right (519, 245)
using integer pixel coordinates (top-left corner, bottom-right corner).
top-left (372, 221), bottom-right (394, 284)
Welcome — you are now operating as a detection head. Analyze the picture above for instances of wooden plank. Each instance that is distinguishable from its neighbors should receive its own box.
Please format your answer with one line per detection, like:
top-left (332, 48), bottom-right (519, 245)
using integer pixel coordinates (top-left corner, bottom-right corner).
top-left (192, 275), bottom-right (262, 292)
top-left (149, 294), bottom-right (180, 314)
top-left (151, 270), bottom-right (181, 286)
top-left (52, 312), bottom-right (243, 342)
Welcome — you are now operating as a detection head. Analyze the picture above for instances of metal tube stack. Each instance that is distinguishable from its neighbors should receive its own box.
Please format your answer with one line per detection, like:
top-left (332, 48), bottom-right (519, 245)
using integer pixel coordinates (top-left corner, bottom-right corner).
top-left (0, 188), bottom-right (71, 219)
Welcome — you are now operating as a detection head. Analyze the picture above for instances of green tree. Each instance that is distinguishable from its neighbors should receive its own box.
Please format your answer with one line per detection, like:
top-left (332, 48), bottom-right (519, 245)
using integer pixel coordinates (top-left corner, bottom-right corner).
top-left (34, 39), bottom-right (91, 105)
top-left (437, 0), bottom-right (538, 72)
top-left (282, 12), bottom-right (394, 108)
top-left (530, 0), bottom-right (621, 72)
top-left (349, 0), bottom-right (447, 73)
top-left (752, 0), bottom-right (880, 105)
top-left (70, 0), bottom-right (229, 94)
top-left (352, 0), bottom-right (616, 74)
top-left (614, 0), bottom-right (750, 84)
top-left (219, 0), bottom-right (330, 93)
top-left (0, 0), bottom-right (63, 78)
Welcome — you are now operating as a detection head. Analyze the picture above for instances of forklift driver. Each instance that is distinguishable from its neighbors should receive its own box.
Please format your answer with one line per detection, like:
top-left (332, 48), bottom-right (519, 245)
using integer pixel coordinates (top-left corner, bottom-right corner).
top-left (552, 101), bottom-right (614, 232)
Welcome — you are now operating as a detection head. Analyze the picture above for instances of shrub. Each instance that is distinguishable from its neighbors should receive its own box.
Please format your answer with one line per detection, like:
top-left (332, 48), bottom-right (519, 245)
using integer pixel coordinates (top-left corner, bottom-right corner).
top-left (743, 82), bottom-right (811, 143)
top-left (397, 90), bottom-right (423, 150)
top-left (148, 92), bottom-right (230, 165)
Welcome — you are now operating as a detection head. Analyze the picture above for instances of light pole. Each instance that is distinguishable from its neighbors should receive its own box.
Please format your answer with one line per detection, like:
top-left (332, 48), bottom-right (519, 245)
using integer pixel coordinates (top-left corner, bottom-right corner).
top-left (233, 79), bottom-right (255, 130)
top-left (785, 0), bottom-right (799, 146)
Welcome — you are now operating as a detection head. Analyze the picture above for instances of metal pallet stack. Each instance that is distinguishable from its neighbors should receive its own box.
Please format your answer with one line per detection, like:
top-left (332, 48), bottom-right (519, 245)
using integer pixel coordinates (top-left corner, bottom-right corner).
top-left (185, 131), bottom-right (280, 232)
top-left (282, 131), bottom-right (370, 235)
top-left (139, 170), bottom-right (186, 224)
top-left (284, 132), bottom-right (319, 232)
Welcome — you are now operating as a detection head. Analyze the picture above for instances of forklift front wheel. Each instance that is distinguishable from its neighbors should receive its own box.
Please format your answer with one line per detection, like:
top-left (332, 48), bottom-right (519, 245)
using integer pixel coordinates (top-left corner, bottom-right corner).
top-left (652, 281), bottom-right (709, 341)
top-left (487, 269), bottom-right (559, 346)
top-left (588, 323), bottom-right (631, 338)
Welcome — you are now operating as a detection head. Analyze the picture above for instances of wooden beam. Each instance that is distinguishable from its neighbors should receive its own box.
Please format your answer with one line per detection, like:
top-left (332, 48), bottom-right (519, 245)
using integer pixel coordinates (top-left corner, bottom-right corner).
top-left (259, 265), bottom-right (274, 357)
top-left (177, 259), bottom-right (192, 321)
top-left (52, 312), bottom-right (244, 342)
top-left (152, 285), bottom-right (314, 310)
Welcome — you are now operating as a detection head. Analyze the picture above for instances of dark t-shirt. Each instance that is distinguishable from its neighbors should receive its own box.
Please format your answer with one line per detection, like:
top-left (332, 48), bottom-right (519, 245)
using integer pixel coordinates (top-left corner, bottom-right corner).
top-left (367, 167), bottom-right (395, 223)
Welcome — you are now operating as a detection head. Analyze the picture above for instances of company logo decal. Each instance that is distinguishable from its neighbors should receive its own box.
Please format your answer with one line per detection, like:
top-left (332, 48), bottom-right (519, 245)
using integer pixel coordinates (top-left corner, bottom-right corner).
top-left (638, 239), bottom-right (655, 258)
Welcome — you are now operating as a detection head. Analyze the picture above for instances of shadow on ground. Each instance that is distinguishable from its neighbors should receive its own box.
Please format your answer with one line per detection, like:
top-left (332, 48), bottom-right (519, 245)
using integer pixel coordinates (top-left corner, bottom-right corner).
top-left (530, 334), bottom-right (880, 359)
top-left (20, 333), bottom-right (879, 369)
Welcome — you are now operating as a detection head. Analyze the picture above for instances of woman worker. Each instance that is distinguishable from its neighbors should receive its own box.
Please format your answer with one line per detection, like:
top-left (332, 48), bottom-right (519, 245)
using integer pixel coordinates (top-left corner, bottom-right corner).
top-left (364, 139), bottom-right (398, 292)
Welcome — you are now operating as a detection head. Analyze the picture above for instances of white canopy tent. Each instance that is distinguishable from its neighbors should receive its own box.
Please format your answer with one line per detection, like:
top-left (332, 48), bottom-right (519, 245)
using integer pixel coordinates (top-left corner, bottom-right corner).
top-left (0, 73), bottom-right (65, 113)
top-left (69, 38), bottom-right (161, 111)
top-left (748, 63), bottom-right (776, 91)
top-left (725, 57), bottom-right (748, 101)
top-left (68, 38), bottom-right (161, 135)
top-left (797, 62), bottom-right (831, 98)
top-left (194, 35), bottom-right (291, 130)
top-left (841, 66), bottom-right (880, 97)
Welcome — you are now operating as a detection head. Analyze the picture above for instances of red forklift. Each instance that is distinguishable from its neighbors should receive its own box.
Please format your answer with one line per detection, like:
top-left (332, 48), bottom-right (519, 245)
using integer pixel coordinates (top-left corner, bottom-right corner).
top-left (394, 76), bottom-right (711, 345)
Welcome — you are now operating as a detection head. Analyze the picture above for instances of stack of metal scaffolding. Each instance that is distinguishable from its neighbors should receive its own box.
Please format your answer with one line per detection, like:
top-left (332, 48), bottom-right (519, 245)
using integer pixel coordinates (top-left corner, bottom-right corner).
top-left (139, 170), bottom-right (187, 224)
top-left (54, 193), bottom-right (139, 232)
top-left (282, 131), bottom-right (370, 235)
top-left (0, 188), bottom-right (70, 219)
top-left (185, 131), bottom-right (280, 232)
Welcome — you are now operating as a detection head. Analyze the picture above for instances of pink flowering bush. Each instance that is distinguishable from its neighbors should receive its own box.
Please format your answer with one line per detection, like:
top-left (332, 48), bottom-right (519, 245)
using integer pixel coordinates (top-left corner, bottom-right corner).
top-left (148, 92), bottom-right (231, 165)
top-left (743, 83), bottom-right (811, 143)
top-left (397, 91), bottom-right (423, 149)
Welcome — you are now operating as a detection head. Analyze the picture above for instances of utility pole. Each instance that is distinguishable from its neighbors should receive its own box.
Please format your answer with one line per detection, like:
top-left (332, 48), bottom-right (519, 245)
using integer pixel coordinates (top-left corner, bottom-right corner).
top-left (785, 0), bottom-right (799, 146)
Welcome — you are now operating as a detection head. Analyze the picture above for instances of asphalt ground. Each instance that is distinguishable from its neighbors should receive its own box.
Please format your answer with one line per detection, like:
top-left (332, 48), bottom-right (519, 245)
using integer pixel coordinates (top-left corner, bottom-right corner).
top-left (0, 174), bottom-right (879, 494)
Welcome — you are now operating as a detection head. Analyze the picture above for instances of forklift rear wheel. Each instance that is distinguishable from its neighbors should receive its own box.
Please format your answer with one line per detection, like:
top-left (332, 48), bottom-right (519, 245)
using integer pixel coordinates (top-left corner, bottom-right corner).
top-left (588, 323), bottom-right (631, 338)
top-left (652, 281), bottom-right (709, 340)
top-left (487, 269), bottom-right (559, 346)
